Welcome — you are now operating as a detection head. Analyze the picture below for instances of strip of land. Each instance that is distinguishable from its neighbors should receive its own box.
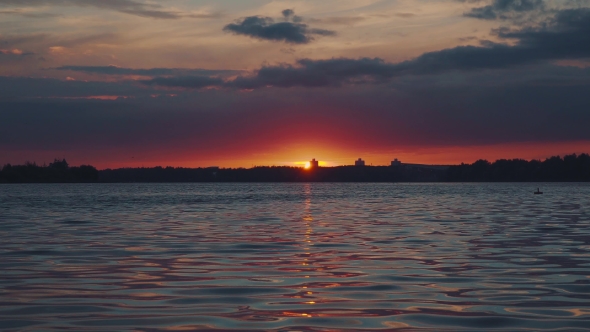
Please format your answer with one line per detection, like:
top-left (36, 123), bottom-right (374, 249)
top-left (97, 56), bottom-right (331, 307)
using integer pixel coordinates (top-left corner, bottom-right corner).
top-left (0, 154), bottom-right (590, 183)
top-left (1, 154), bottom-right (589, 183)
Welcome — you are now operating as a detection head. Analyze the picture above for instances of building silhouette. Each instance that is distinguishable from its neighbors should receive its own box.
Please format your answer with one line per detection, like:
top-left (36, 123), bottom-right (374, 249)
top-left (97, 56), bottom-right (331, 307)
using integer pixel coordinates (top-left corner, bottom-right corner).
top-left (310, 158), bottom-right (319, 168)
top-left (391, 158), bottom-right (401, 166)
top-left (355, 158), bottom-right (366, 166)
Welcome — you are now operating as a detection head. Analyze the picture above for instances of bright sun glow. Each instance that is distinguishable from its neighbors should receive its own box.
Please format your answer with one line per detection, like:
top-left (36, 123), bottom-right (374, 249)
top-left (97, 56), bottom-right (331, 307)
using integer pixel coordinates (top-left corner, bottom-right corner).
top-left (304, 162), bottom-right (311, 169)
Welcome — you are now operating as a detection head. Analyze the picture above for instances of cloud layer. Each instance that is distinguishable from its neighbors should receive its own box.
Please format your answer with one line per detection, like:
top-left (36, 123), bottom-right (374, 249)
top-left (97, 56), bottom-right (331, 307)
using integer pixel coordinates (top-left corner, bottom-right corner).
top-left (2, 64), bottom-right (589, 167)
top-left (133, 7), bottom-right (590, 90)
top-left (56, 65), bottom-right (239, 77)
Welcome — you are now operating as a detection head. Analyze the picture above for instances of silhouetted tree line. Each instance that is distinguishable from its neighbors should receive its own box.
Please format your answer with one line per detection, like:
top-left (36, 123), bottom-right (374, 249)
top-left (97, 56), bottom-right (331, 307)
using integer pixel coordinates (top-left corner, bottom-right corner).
top-left (445, 154), bottom-right (590, 182)
top-left (0, 159), bottom-right (99, 183)
top-left (2, 154), bottom-right (589, 183)
top-left (98, 165), bottom-right (443, 182)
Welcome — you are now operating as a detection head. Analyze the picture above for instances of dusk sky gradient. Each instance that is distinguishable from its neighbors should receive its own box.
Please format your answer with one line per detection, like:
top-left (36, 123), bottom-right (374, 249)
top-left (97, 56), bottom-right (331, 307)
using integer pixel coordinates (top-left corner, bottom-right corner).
top-left (1, 0), bottom-right (589, 168)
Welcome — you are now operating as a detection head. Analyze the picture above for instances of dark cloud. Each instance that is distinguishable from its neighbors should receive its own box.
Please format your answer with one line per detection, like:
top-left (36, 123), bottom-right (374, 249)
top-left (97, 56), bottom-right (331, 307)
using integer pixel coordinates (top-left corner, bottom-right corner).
top-left (123, 58), bottom-right (395, 89)
top-left (464, 0), bottom-right (545, 20)
top-left (230, 58), bottom-right (394, 89)
top-left (0, 76), bottom-right (151, 100)
top-left (141, 76), bottom-right (224, 89)
top-left (282, 9), bottom-right (294, 18)
top-left (281, 9), bottom-right (303, 22)
top-left (0, 34), bottom-right (48, 48)
top-left (56, 65), bottom-right (239, 77)
top-left (0, 0), bottom-right (213, 19)
top-left (492, 8), bottom-right (590, 58)
top-left (223, 10), bottom-right (336, 44)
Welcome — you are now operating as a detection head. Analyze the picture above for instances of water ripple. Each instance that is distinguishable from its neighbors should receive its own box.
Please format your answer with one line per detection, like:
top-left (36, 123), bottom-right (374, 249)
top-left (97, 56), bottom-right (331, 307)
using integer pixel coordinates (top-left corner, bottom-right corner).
top-left (1, 183), bottom-right (590, 331)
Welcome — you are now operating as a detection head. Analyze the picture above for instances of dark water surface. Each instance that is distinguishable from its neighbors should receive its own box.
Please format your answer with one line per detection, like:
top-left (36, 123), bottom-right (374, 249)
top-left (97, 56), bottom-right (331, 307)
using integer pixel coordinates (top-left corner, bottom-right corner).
top-left (1, 183), bottom-right (590, 331)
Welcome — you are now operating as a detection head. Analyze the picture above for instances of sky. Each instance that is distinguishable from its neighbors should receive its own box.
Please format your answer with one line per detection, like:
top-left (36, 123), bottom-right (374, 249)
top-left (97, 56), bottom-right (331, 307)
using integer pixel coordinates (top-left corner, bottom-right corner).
top-left (1, 0), bottom-right (589, 169)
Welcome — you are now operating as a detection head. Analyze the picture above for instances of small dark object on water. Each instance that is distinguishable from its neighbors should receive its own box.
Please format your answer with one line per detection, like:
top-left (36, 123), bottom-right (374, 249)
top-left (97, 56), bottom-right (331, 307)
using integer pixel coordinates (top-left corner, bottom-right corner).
top-left (534, 188), bottom-right (543, 195)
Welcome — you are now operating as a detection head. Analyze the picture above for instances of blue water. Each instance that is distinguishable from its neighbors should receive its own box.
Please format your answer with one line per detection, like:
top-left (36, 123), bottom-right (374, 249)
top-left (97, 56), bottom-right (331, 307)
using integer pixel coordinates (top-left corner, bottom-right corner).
top-left (1, 183), bottom-right (590, 331)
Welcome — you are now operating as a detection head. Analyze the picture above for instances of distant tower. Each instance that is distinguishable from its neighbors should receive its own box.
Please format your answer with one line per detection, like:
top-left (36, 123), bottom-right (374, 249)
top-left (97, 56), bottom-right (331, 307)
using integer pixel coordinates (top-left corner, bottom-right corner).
top-left (355, 158), bottom-right (365, 166)
top-left (391, 158), bottom-right (401, 166)
top-left (310, 158), bottom-right (319, 168)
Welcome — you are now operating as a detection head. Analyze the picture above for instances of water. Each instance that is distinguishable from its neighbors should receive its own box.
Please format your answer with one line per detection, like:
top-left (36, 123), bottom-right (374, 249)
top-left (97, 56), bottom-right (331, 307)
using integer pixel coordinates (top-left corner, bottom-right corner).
top-left (1, 183), bottom-right (590, 331)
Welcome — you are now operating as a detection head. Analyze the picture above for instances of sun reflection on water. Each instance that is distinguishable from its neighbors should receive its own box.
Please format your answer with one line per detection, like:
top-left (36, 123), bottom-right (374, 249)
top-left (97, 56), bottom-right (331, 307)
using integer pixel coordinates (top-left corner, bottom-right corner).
top-left (299, 184), bottom-right (316, 316)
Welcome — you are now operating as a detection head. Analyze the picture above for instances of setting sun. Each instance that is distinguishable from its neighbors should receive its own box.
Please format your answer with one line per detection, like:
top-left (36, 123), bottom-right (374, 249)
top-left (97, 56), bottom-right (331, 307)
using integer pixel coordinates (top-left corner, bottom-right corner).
top-left (304, 162), bottom-right (311, 169)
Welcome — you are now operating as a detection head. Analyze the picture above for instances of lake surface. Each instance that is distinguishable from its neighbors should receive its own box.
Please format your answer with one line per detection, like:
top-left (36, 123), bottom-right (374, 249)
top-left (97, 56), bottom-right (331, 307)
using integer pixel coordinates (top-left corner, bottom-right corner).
top-left (1, 183), bottom-right (590, 331)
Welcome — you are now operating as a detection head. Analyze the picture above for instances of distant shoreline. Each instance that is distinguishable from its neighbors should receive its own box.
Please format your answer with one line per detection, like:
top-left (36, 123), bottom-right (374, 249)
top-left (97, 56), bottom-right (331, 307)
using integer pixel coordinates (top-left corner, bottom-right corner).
top-left (2, 154), bottom-right (589, 183)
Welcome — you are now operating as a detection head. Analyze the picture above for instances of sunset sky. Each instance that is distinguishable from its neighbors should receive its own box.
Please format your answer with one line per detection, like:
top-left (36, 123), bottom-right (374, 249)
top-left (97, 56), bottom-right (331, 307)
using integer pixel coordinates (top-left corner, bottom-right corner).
top-left (1, 0), bottom-right (589, 168)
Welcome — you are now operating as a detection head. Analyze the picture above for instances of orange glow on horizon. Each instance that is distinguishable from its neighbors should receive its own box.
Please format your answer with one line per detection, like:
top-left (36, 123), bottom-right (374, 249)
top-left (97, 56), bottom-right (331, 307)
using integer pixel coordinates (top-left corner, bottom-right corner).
top-left (3, 140), bottom-right (589, 170)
